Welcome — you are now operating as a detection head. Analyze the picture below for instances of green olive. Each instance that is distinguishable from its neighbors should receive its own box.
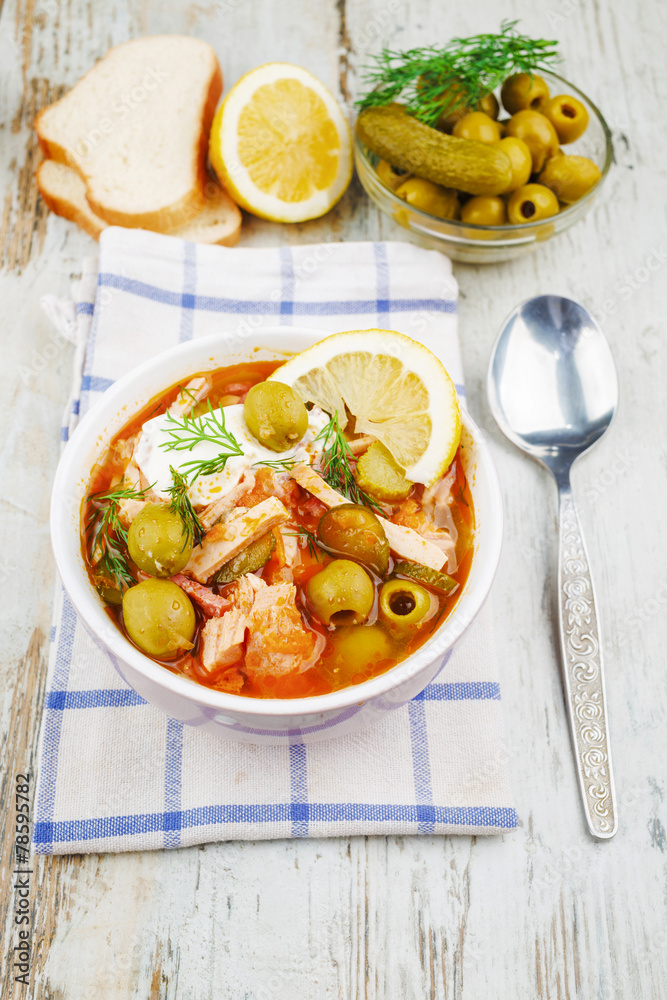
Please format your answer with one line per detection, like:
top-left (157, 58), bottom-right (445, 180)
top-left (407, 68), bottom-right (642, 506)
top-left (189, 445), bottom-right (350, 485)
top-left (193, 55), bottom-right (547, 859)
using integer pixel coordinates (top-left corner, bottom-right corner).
top-left (460, 195), bottom-right (506, 226)
top-left (505, 110), bottom-right (559, 173)
top-left (500, 73), bottom-right (550, 115)
top-left (122, 579), bottom-right (195, 658)
top-left (127, 504), bottom-right (192, 577)
top-left (244, 381), bottom-right (308, 453)
top-left (376, 159), bottom-right (411, 191)
top-left (319, 624), bottom-right (393, 686)
top-left (539, 155), bottom-right (601, 204)
top-left (355, 441), bottom-right (412, 502)
top-left (542, 94), bottom-right (589, 144)
top-left (395, 177), bottom-right (460, 219)
top-left (479, 92), bottom-right (500, 120)
top-left (379, 579), bottom-right (432, 631)
top-left (452, 111), bottom-right (502, 144)
top-left (317, 504), bottom-right (389, 574)
top-left (507, 183), bottom-right (560, 224)
top-left (306, 559), bottom-right (375, 626)
top-left (493, 137), bottom-right (532, 192)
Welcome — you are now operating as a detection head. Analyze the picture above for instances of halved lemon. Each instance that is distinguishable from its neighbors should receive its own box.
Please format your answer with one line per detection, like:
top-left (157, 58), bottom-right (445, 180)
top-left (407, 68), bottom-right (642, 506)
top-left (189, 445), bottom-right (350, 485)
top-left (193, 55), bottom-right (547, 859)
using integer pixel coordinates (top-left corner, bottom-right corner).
top-left (270, 330), bottom-right (462, 486)
top-left (210, 63), bottom-right (352, 223)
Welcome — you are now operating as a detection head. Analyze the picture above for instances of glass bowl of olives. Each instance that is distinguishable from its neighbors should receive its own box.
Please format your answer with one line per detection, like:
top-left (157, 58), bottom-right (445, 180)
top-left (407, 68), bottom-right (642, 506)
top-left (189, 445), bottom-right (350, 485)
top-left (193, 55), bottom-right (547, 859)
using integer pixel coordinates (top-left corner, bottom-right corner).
top-left (355, 71), bottom-right (613, 264)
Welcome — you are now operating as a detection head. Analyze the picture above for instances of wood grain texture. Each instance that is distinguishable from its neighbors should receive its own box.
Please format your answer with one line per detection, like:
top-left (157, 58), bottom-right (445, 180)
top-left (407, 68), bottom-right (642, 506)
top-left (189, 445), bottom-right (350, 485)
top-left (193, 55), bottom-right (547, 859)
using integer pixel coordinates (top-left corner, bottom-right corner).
top-left (0, 0), bottom-right (665, 997)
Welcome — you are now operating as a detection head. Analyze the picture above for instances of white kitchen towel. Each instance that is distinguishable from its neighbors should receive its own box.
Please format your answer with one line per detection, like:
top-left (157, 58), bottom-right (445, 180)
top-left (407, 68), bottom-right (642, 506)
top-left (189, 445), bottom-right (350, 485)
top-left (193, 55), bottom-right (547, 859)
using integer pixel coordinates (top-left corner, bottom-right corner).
top-left (34, 229), bottom-right (518, 854)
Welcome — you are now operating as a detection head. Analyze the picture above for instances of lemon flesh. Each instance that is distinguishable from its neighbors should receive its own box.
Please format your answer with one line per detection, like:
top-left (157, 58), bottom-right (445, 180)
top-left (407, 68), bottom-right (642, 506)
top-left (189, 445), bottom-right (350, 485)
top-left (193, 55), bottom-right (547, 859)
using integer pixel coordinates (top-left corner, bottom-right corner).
top-left (270, 330), bottom-right (462, 486)
top-left (210, 63), bottom-right (352, 223)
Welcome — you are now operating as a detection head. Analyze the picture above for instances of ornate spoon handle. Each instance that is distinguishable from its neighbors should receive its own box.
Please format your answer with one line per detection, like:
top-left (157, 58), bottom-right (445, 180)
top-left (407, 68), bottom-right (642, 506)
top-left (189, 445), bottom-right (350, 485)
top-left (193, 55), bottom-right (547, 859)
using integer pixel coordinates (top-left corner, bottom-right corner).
top-left (557, 483), bottom-right (618, 839)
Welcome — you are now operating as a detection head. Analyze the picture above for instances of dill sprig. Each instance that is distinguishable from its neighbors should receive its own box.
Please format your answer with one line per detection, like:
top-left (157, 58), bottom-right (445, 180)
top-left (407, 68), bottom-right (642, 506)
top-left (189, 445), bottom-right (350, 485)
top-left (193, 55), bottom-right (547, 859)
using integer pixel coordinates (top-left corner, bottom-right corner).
top-left (314, 412), bottom-right (383, 514)
top-left (159, 401), bottom-right (243, 457)
top-left (356, 21), bottom-right (560, 127)
top-left (285, 526), bottom-right (321, 560)
top-left (159, 401), bottom-right (243, 483)
top-left (253, 456), bottom-right (298, 472)
top-left (165, 467), bottom-right (205, 548)
top-left (86, 483), bottom-right (151, 591)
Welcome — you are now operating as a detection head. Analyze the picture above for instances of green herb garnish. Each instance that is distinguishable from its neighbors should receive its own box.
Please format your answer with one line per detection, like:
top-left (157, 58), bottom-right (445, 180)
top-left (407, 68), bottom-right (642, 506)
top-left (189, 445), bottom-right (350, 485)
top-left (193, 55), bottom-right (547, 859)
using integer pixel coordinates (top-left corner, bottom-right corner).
top-left (314, 412), bottom-right (384, 514)
top-left (253, 457), bottom-right (298, 472)
top-left (356, 21), bottom-right (560, 128)
top-left (165, 466), bottom-right (205, 549)
top-left (159, 401), bottom-right (243, 483)
top-left (160, 400), bottom-right (243, 455)
top-left (86, 483), bottom-right (151, 591)
top-left (285, 526), bottom-right (321, 560)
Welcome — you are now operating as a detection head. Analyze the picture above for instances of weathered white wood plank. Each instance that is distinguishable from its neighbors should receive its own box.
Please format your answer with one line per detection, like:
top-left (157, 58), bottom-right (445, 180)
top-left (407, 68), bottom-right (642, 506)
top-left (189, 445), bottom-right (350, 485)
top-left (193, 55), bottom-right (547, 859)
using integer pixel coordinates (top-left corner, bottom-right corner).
top-left (0, 0), bottom-right (666, 997)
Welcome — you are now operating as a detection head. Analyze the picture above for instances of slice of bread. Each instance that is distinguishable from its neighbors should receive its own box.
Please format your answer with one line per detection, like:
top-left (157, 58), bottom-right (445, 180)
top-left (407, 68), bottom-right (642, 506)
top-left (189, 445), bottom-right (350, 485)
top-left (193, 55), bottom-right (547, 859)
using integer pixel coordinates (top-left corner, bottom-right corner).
top-left (36, 159), bottom-right (106, 239)
top-left (34, 36), bottom-right (222, 233)
top-left (37, 159), bottom-right (243, 246)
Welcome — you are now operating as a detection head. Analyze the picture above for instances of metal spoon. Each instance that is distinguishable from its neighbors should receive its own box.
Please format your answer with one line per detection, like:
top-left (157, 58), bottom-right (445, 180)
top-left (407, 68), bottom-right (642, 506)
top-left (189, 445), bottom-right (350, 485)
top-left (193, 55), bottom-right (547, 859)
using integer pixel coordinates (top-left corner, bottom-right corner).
top-left (487, 295), bottom-right (618, 840)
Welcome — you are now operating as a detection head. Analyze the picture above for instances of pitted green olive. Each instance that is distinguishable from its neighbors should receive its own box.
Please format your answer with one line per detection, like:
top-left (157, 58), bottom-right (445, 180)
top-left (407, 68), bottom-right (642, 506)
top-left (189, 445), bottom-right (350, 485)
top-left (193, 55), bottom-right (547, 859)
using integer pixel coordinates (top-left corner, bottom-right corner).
top-left (379, 578), bottom-right (432, 630)
top-left (501, 73), bottom-right (550, 114)
top-left (320, 624), bottom-right (393, 686)
top-left (122, 579), bottom-right (195, 658)
top-left (317, 504), bottom-right (389, 574)
top-left (127, 504), bottom-right (192, 577)
top-left (460, 195), bottom-right (506, 226)
top-left (452, 111), bottom-right (502, 144)
top-left (376, 159), bottom-right (411, 191)
top-left (493, 137), bottom-right (532, 192)
top-left (395, 177), bottom-right (460, 220)
top-left (507, 183), bottom-right (560, 223)
top-left (538, 155), bottom-right (601, 203)
top-left (244, 381), bottom-right (308, 452)
top-left (306, 559), bottom-right (375, 626)
top-left (542, 94), bottom-right (589, 144)
top-left (505, 109), bottom-right (559, 173)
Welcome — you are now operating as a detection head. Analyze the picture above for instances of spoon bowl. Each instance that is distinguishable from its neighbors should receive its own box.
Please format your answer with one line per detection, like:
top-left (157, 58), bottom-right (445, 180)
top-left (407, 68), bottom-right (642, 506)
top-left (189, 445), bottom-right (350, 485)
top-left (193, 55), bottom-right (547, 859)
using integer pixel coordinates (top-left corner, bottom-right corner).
top-left (488, 295), bottom-right (619, 839)
top-left (488, 296), bottom-right (618, 481)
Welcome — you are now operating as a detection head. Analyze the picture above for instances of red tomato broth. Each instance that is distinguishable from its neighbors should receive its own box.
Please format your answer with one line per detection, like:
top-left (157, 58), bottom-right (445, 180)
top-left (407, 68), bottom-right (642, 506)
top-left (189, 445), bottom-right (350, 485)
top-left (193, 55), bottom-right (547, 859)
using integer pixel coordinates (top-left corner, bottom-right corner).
top-left (82, 361), bottom-right (475, 700)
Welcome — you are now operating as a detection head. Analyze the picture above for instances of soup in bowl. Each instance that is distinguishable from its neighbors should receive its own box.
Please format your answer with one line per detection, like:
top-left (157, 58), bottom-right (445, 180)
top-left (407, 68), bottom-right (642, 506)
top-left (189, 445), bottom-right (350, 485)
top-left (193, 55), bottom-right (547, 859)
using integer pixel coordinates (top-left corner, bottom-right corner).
top-left (51, 326), bottom-right (502, 744)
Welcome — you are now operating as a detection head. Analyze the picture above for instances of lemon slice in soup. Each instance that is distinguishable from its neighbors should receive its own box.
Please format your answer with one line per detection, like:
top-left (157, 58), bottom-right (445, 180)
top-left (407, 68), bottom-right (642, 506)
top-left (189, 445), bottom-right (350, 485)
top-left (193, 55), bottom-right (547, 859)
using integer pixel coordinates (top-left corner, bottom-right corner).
top-left (269, 330), bottom-right (462, 486)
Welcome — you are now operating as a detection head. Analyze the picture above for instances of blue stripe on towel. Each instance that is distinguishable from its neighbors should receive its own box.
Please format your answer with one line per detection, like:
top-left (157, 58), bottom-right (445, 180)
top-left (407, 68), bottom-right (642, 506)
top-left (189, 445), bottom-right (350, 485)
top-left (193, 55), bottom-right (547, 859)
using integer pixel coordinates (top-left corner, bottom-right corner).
top-left (33, 804), bottom-right (519, 847)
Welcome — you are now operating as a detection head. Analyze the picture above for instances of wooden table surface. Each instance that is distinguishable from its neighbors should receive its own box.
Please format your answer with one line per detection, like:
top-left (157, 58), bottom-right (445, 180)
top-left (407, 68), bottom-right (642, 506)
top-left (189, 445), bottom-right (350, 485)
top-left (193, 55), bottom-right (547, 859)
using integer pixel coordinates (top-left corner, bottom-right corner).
top-left (1, 0), bottom-right (666, 997)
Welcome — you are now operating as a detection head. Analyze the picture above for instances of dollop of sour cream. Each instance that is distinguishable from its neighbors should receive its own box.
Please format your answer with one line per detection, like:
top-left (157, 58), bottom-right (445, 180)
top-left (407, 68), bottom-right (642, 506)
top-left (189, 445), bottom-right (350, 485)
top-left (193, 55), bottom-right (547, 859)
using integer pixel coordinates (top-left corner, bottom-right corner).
top-left (134, 403), bottom-right (329, 506)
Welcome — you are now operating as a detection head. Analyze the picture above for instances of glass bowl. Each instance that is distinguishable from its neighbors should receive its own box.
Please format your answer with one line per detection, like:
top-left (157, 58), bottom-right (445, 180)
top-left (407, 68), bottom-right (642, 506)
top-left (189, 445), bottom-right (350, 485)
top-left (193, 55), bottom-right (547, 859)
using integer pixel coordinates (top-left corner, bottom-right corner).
top-left (354, 71), bottom-right (613, 264)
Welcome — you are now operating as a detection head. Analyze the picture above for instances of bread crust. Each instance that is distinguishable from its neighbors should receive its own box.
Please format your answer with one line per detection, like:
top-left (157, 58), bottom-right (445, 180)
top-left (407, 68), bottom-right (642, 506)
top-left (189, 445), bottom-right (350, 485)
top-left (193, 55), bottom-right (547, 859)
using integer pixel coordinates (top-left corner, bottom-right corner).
top-left (34, 37), bottom-right (223, 234)
top-left (35, 161), bottom-right (105, 240)
top-left (36, 159), bottom-right (242, 246)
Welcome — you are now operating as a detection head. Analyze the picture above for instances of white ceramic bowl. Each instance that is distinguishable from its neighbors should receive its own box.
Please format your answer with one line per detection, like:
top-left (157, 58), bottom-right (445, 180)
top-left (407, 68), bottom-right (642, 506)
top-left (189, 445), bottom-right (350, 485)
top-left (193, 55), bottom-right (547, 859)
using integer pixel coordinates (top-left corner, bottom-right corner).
top-left (51, 326), bottom-right (503, 744)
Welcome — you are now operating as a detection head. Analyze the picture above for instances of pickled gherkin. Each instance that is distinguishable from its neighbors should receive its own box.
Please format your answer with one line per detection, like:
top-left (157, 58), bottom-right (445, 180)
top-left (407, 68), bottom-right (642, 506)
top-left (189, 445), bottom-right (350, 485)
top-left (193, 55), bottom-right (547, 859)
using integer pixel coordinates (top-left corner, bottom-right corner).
top-left (393, 561), bottom-right (459, 594)
top-left (355, 441), bottom-right (412, 502)
top-left (212, 532), bottom-right (277, 584)
top-left (356, 105), bottom-right (512, 197)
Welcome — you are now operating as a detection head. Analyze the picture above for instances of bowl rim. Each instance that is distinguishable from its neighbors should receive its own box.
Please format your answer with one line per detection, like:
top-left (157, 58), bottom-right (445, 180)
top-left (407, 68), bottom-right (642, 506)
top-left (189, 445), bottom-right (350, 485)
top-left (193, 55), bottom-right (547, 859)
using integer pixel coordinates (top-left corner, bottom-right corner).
top-left (51, 325), bottom-right (503, 718)
top-left (355, 69), bottom-right (614, 235)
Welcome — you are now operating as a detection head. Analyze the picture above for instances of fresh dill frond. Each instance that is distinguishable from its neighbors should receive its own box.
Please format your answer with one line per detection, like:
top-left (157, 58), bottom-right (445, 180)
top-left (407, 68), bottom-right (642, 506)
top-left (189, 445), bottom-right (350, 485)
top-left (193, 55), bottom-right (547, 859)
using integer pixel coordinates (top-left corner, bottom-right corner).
top-left (285, 526), bottom-right (321, 560)
top-left (253, 457), bottom-right (298, 472)
top-left (356, 21), bottom-right (560, 127)
top-left (159, 401), bottom-right (244, 483)
top-left (165, 466), bottom-right (205, 548)
top-left (179, 454), bottom-right (238, 484)
top-left (313, 412), bottom-right (384, 514)
top-left (86, 483), bottom-right (151, 591)
top-left (159, 400), bottom-right (244, 457)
